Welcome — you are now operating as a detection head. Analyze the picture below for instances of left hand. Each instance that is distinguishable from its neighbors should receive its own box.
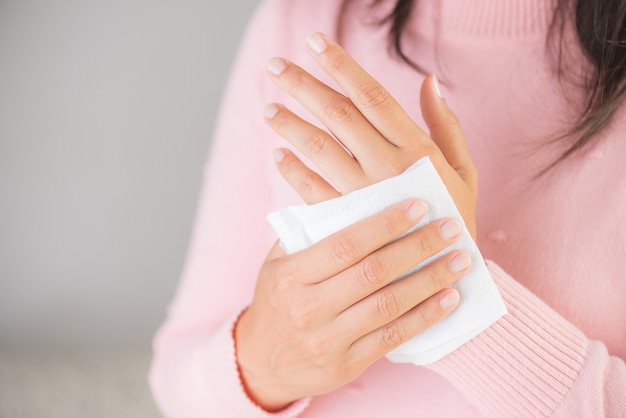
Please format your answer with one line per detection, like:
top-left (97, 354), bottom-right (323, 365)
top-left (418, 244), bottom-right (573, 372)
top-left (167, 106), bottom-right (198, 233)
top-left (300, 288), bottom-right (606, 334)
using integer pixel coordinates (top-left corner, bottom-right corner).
top-left (263, 32), bottom-right (478, 240)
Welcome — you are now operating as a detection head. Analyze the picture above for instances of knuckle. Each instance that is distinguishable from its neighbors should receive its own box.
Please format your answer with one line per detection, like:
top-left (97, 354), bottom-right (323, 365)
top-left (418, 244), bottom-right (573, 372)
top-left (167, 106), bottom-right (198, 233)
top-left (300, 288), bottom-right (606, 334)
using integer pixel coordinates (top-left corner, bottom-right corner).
top-left (289, 304), bottom-right (315, 331)
top-left (297, 172), bottom-right (316, 197)
top-left (424, 267), bottom-right (445, 290)
top-left (304, 133), bottom-right (329, 156)
top-left (458, 166), bottom-right (478, 192)
top-left (405, 140), bottom-right (439, 160)
top-left (367, 157), bottom-right (405, 182)
top-left (356, 257), bottom-right (388, 288)
top-left (274, 260), bottom-right (299, 286)
top-left (470, 164), bottom-right (478, 181)
top-left (414, 304), bottom-right (439, 329)
top-left (412, 229), bottom-right (438, 256)
top-left (272, 281), bottom-right (295, 309)
top-left (330, 359), bottom-right (352, 382)
top-left (269, 269), bottom-right (300, 309)
top-left (286, 68), bottom-right (306, 89)
top-left (420, 143), bottom-right (440, 159)
top-left (330, 233), bottom-right (360, 265)
top-left (384, 161), bottom-right (405, 177)
top-left (302, 335), bottom-right (330, 365)
top-left (324, 96), bottom-right (354, 124)
top-left (464, 164), bottom-right (479, 187)
top-left (356, 83), bottom-right (390, 109)
top-left (374, 290), bottom-right (401, 320)
top-left (275, 259), bottom-right (296, 281)
top-left (379, 208), bottom-right (404, 236)
top-left (437, 115), bottom-right (460, 133)
top-left (448, 112), bottom-right (463, 130)
top-left (327, 52), bottom-right (349, 73)
top-left (380, 321), bottom-right (404, 348)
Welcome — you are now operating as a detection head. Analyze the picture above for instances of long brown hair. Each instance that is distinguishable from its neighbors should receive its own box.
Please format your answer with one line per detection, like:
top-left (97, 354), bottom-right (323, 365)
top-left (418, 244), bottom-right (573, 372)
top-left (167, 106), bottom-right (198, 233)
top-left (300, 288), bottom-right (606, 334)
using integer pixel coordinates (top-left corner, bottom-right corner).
top-left (343, 0), bottom-right (626, 174)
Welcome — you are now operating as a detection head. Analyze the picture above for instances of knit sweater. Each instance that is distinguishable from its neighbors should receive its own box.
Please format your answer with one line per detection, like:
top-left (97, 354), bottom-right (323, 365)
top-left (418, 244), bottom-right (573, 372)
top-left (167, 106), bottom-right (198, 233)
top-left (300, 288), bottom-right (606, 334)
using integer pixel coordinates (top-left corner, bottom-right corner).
top-left (148, 0), bottom-right (626, 416)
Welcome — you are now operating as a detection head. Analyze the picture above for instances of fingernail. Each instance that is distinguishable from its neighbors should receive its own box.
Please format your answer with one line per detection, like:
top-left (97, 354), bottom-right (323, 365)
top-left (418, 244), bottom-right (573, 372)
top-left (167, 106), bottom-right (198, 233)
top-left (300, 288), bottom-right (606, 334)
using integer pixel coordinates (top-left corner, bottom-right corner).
top-left (307, 32), bottom-right (327, 54)
top-left (439, 290), bottom-right (460, 310)
top-left (439, 219), bottom-right (461, 240)
top-left (273, 149), bottom-right (286, 163)
top-left (433, 74), bottom-right (444, 99)
top-left (449, 252), bottom-right (471, 273)
top-left (264, 103), bottom-right (279, 119)
top-left (406, 200), bottom-right (427, 221)
top-left (267, 57), bottom-right (288, 76)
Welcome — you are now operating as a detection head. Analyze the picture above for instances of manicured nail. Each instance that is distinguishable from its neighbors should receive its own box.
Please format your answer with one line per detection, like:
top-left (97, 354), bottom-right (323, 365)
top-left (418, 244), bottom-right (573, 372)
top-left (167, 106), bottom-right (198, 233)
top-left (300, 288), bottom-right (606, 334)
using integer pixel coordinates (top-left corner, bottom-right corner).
top-left (264, 104), bottom-right (279, 119)
top-left (439, 219), bottom-right (461, 240)
top-left (406, 200), bottom-right (427, 221)
top-left (307, 32), bottom-right (327, 54)
top-left (433, 74), bottom-right (444, 99)
top-left (439, 289), bottom-right (460, 310)
top-left (267, 57), bottom-right (288, 76)
top-left (449, 252), bottom-right (471, 273)
top-left (273, 148), bottom-right (286, 163)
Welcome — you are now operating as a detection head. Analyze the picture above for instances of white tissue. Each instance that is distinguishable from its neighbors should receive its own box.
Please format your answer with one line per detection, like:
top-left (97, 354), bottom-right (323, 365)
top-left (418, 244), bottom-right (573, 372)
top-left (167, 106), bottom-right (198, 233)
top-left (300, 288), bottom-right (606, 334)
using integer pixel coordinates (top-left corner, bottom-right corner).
top-left (267, 156), bottom-right (507, 365)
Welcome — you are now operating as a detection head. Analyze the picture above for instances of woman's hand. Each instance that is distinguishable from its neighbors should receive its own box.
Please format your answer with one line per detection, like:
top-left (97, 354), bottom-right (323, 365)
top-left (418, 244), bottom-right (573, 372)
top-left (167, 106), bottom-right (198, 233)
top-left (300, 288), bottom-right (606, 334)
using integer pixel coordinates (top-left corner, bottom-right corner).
top-left (235, 33), bottom-right (478, 412)
top-left (236, 199), bottom-right (470, 411)
top-left (264, 32), bottom-right (478, 238)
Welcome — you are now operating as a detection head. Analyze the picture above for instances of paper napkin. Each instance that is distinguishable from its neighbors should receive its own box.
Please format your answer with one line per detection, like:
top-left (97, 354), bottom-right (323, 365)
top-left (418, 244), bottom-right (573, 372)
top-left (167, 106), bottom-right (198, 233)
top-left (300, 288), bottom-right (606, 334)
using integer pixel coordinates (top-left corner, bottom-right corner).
top-left (267, 157), bottom-right (507, 365)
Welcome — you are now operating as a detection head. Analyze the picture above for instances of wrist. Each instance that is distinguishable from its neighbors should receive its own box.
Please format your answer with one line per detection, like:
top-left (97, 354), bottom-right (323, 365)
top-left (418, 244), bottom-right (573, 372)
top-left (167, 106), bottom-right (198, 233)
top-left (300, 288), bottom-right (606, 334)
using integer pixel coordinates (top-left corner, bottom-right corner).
top-left (234, 308), bottom-right (295, 412)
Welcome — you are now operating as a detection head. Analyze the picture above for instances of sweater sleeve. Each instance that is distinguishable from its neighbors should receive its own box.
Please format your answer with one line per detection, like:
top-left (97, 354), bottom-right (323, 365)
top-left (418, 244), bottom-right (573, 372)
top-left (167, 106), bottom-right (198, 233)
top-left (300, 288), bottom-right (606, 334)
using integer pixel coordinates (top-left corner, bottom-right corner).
top-left (149, 1), bottom-right (626, 416)
top-left (148, 1), bottom-right (311, 416)
top-left (427, 261), bottom-right (626, 417)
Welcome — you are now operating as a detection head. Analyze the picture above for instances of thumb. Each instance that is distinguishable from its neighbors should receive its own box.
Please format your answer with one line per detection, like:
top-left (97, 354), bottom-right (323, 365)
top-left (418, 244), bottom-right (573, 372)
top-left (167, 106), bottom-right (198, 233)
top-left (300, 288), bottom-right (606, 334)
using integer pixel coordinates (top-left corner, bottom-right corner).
top-left (420, 74), bottom-right (477, 189)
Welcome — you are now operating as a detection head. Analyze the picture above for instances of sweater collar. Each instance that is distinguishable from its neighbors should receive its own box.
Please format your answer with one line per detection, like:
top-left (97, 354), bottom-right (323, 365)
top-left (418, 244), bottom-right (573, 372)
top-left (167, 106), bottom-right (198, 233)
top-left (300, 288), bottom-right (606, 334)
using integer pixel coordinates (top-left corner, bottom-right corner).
top-left (409, 0), bottom-right (556, 40)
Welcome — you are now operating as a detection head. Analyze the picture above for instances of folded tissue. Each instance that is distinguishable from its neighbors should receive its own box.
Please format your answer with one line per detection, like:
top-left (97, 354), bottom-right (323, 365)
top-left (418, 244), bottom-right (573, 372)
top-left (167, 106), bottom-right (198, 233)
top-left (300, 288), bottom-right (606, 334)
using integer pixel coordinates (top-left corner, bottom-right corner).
top-left (267, 156), bottom-right (507, 365)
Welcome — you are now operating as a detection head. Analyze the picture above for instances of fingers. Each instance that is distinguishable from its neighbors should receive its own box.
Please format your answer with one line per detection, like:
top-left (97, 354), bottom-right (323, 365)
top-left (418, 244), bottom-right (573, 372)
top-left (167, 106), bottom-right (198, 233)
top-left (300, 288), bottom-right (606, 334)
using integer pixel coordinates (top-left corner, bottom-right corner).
top-left (349, 286), bottom-right (460, 364)
top-left (284, 199), bottom-right (428, 284)
top-left (305, 32), bottom-right (433, 151)
top-left (264, 103), bottom-right (364, 193)
top-left (322, 217), bottom-right (463, 312)
top-left (420, 74), bottom-right (478, 190)
top-left (273, 148), bottom-right (341, 204)
top-left (338, 248), bottom-right (469, 343)
top-left (266, 57), bottom-right (395, 169)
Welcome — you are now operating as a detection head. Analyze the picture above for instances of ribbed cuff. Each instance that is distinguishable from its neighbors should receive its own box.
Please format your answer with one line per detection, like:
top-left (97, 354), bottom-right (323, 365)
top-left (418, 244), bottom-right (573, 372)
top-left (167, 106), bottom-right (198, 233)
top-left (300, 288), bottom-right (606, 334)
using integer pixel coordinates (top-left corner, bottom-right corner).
top-left (427, 261), bottom-right (588, 417)
top-left (202, 310), bottom-right (311, 418)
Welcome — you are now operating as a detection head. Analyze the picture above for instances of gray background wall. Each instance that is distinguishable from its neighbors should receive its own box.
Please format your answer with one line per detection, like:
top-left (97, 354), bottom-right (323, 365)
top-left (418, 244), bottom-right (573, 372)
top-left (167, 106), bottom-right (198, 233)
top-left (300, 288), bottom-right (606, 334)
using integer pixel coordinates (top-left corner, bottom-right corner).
top-left (0, 0), bottom-right (260, 351)
top-left (0, 0), bottom-right (260, 415)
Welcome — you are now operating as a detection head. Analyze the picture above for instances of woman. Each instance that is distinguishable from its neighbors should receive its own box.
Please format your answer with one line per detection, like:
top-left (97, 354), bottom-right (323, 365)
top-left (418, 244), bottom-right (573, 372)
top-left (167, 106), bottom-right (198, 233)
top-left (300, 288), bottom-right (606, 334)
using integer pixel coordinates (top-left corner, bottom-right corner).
top-left (149, 0), bottom-right (626, 416)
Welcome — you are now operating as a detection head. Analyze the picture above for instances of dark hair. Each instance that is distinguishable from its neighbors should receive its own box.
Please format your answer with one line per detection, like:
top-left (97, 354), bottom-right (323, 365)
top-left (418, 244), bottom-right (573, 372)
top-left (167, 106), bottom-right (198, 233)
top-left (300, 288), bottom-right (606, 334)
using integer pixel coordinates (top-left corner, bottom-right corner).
top-left (343, 0), bottom-right (626, 174)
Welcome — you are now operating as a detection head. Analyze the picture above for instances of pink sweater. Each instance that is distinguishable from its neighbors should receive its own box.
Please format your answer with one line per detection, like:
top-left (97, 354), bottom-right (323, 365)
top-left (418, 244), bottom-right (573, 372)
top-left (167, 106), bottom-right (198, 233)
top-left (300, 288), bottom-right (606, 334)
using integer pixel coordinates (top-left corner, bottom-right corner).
top-left (149, 0), bottom-right (626, 416)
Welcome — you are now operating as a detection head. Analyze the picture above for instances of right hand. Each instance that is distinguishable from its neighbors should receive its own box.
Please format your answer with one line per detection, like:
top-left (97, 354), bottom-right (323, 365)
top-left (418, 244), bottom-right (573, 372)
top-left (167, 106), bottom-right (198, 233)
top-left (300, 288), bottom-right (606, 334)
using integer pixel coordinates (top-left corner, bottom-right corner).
top-left (235, 199), bottom-right (471, 411)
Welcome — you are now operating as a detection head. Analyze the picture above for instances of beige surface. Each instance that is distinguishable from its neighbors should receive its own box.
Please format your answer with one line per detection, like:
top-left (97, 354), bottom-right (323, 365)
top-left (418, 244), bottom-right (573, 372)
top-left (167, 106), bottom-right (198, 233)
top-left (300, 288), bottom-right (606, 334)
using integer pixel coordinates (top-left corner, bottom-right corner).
top-left (0, 351), bottom-right (161, 418)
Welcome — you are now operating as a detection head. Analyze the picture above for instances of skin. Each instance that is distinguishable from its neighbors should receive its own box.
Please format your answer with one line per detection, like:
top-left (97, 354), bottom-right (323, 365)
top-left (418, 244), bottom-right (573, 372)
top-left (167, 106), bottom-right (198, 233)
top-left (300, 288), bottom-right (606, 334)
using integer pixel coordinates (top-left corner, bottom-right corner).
top-left (234, 33), bottom-right (479, 412)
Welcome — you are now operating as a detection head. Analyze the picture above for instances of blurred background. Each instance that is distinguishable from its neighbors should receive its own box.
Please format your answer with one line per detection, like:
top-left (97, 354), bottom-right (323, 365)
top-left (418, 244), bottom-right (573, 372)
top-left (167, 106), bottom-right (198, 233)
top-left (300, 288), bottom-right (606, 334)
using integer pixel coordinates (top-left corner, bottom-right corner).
top-left (0, 0), bottom-right (260, 416)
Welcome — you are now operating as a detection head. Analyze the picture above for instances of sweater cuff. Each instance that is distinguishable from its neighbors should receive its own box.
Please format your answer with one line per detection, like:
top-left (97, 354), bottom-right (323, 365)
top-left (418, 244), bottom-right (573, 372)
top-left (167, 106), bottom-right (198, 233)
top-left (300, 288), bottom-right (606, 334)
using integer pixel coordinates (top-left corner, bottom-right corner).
top-left (427, 261), bottom-right (588, 417)
top-left (203, 310), bottom-right (311, 418)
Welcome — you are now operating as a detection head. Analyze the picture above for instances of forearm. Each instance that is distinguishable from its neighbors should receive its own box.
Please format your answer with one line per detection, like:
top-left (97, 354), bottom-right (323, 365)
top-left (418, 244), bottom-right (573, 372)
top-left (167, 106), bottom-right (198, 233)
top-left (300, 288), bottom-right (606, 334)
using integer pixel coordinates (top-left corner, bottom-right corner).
top-left (428, 261), bottom-right (626, 417)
